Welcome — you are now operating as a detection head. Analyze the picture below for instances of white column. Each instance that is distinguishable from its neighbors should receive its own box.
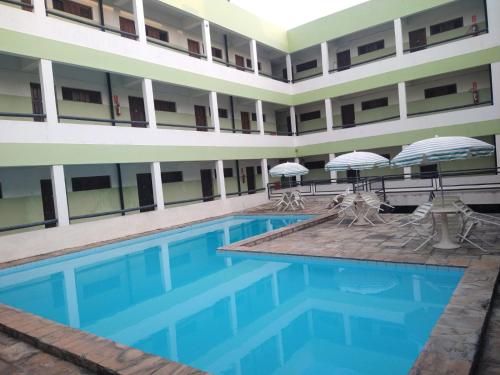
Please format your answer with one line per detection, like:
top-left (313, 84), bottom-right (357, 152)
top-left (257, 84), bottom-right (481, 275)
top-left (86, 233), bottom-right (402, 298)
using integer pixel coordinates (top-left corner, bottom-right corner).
top-left (261, 158), bottom-right (269, 190)
top-left (343, 314), bottom-right (352, 346)
top-left (271, 272), bottom-right (280, 306)
top-left (286, 54), bottom-right (293, 82)
top-left (329, 154), bottom-right (337, 180)
top-left (38, 59), bottom-right (58, 124)
top-left (255, 100), bottom-right (264, 135)
top-left (325, 98), bottom-right (334, 132)
top-left (491, 62), bottom-right (500, 105)
top-left (142, 78), bottom-right (157, 128)
top-left (495, 135), bottom-right (500, 171)
top-left (51, 165), bottom-right (69, 226)
top-left (294, 157), bottom-right (301, 183)
top-left (150, 162), bottom-right (164, 210)
top-left (321, 42), bottom-right (329, 76)
top-left (290, 106), bottom-right (297, 135)
top-left (132, 0), bottom-right (147, 43)
top-left (209, 91), bottom-right (220, 132)
top-left (394, 18), bottom-right (404, 57)
top-left (486, 0), bottom-right (499, 38)
top-left (216, 160), bottom-right (227, 200)
top-left (201, 20), bottom-right (212, 62)
top-left (33, 0), bottom-right (46, 17)
top-left (168, 324), bottom-right (178, 360)
top-left (250, 39), bottom-right (258, 75)
top-left (223, 225), bottom-right (231, 247)
top-left (63, 270), bottom-right (80, 328)
top-left (402, 145), bottom-right (412, 179)
top-left (398, 82), bottom-right (407, 120)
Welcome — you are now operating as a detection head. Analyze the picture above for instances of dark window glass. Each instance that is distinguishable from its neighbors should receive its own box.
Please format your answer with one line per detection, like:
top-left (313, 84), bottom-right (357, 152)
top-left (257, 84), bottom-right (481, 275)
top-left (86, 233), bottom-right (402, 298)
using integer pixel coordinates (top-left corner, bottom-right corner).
top-left (420, 164), bottom-right (438, 179)
top-left (62, 87), bottom-right (102, 104)
top-left (212, 47), bottom-right (223, 59)
top-left (299, 110), bottom-right (321, 122)
top-left (218, 108), bottom-right (228, 118)
top-left (146, 25), bottom-right (169, 42)
top-left (304, 160), bottom-right (325, 169)
top-left (161, 171), bottom-right (183, 183)
top-left (258, 62), bottom-right (262, 71)
top-left (296, 60), bottom-right (317, 73)
top-left (357, 40), bottom-right (385, 55)
top-left (246, 58), bottom-right (252, 68)
top-left (256, 166), bottom-right (262, 174)
top-left (154, 100), bottom-right (176, 112)
top-left (361, 97), bottom-right (389, 110)
top-left (251, 113), bottom-right (266, 122)
top-left (424, 84), bottom-right (457, 99)
top-left (53, 0), bottom-right (92, 19)
top-left (224, 168), bottom-right (233, 178)
top-left (0, 182), bottom-right (2, 199)
top-left (72, 176), bottom-right (111, 191)
top-left (430, 17), bottom-right (463, 35)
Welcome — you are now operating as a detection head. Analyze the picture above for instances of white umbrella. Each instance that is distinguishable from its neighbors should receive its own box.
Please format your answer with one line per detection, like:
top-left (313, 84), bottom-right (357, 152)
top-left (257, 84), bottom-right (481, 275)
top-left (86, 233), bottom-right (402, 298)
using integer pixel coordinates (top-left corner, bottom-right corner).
top-left (269, 162), bottom-right (309, 189)
top-left (325, 151), bottom-right (390, 171)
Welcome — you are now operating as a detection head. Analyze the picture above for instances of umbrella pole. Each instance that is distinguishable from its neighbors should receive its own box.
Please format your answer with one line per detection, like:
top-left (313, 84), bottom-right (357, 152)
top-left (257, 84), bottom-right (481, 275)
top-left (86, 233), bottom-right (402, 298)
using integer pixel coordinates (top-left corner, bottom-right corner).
top-left (438, 163), bottom-right (445, 206)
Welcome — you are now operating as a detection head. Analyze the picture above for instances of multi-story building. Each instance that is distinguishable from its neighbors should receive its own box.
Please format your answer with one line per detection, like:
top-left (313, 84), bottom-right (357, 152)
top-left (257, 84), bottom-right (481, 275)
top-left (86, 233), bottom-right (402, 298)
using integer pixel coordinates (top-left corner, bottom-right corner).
top-left (0, 0), bottom-right (499, 244)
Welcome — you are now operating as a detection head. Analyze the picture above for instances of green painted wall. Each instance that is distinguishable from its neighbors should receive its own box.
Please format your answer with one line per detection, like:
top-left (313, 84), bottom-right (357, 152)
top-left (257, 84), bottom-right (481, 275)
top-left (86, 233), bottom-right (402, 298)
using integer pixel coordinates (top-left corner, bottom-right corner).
top-left (407, 89), bottom-right (492, 115)
top-left (0, 195), bottom-right (44, 234)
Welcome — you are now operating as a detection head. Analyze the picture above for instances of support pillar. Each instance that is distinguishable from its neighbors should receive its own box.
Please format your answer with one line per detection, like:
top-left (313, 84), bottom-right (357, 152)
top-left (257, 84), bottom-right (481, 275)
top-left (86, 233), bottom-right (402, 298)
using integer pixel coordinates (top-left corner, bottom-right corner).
top-left (209, 91), bottom-right (220, 132)
top-left (150, 162), bottom-right (164, 210)
top-left (294, 157), bottom-right (301, 183)
top-left (495, 135), bottom-right (500, 171)
top-left (33, 0), bottom-right (46, 16)
top-left (325, 98), bottom-right (334, 132)
top-left (51, 165), bottom-right (69, 226)
top-left (403, 145), bottom-right (412, 179)
top-left (394, 18), bottom-right (404, 57)
top-left (328, 154), bottom-right (337, 180)
top-left (286, 54), bottom-right (293, 82)
top-left (261, 158), bottom-right (269, 191)
top-left (290, 106), bottom-right (297, 135)
top-left (250, 39), bottom-right (258, 75)
top-left (38, 59), bottom-right (58, 124)
top-left (398, 82), bottom-right (407, 120)
top-left (216, 160), bottom-right (227, 200)
top-left (201, 20), bottom-right (212, 62)
top-left (321, 42), bottom-right (329, 76)
top-left (132, 0), bottom-right (147, 43)
top-left (142, 78), bottom-right (157, 128)
top-left (255, 100), bottom-right (264, 135)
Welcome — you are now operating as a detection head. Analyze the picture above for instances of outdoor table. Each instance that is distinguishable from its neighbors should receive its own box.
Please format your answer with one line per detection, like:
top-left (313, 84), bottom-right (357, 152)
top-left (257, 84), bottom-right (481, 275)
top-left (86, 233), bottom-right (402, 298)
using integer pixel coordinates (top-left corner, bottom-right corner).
top-left (431, 205), bottom-right (461, 249)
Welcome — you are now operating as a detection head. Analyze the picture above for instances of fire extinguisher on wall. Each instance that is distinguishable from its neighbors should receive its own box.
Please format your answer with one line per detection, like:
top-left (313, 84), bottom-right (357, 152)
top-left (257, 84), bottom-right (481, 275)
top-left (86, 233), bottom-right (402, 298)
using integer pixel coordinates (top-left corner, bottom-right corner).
top-left (472, 81), bottom-right (479, 105)
top-left (113, 95), bottom-right (121, 116)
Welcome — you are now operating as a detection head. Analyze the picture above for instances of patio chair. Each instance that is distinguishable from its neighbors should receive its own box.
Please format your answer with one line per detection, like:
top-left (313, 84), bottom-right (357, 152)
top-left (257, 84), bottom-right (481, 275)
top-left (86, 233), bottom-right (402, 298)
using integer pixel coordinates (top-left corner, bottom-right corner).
top-left (273, 193), bottom-right (291, 211)
top-left (453, 201), bottom-right (500, 227)
top-left (360, 192), bottom-right (394, 225)
top-left (326, 187), bottom-right (351, 209)
top-left (398, 203), bottom-right (436, 251)
top-left (387, 202), bottom-right (433, 227)
top-left (290, 190), bottom-right (305, 210)
top-left (331, 194), bottom-right (359, 227)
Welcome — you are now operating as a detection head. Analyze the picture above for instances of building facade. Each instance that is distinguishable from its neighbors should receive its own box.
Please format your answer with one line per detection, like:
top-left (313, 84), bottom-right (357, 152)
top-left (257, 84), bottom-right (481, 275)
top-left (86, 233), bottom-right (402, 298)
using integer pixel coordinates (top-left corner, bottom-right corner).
top-left (0, 0), bottom-right (499, 238)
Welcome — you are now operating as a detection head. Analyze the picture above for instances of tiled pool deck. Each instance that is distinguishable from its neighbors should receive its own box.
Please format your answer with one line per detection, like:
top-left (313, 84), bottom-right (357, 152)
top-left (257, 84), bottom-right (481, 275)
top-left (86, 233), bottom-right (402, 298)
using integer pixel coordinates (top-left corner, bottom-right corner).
top-left (0, 197), bottom-right (499, 374)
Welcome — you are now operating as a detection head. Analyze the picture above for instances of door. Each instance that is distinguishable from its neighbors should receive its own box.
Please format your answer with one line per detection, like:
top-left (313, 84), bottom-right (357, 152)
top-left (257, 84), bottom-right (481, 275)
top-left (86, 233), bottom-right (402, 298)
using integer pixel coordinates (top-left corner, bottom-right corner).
top-left (336, 50), bottom-right (351, 71)
top-left (128, 96), bottom-right (146, 127)
top-left (136, 173), bottom-right (155, 212)
top-left (282, 68), bottom-right (288, 81)
top-left (30, 83), bottom-right (43, 122)
top-left (409, 28), bottom-right (427, 52)
top-left (246, 167), bottom-right (256, 194)
top-left (200, 169), bottom-right (214, 201)
top-left (346, 170), bottom-right (360, 184)
top-left (119, 17), bottom-right (136, 39)
top-left (194, 105), bottom-right (207, 131)
top-left (235, 55), bottom-right (245, 71)
top-left (187, 39), bottom-right (200, 58)
top-left (40, 179), bottom-right (56, 228)
top-left (341, 104), bottom-right (355, 128)
top-left (286, 116), bottom-right (292, 135)
top-left (241, 111), bottom-right (250, 134)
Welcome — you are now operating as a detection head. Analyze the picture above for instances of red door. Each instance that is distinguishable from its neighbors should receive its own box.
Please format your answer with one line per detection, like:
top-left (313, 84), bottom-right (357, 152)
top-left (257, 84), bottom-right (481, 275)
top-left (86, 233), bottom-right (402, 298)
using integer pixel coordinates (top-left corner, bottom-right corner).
top-left (119, 17), bottom-right (136, 39)
top-left (188, 39), bottom-right (201, 58)
top-left (235, 55), bottom-right (245, 71)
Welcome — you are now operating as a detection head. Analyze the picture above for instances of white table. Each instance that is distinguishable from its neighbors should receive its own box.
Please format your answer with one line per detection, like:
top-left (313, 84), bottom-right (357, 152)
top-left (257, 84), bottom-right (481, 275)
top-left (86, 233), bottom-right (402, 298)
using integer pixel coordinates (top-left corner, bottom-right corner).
top-left (431, 206), bottom-right (460, 249)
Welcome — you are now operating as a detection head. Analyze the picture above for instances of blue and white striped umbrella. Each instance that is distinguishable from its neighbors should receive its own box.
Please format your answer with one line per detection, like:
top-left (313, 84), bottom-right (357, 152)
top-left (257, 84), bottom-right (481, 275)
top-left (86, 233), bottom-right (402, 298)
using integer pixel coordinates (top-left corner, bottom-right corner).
top-left (391, 136), bottom-right (495, 167)
top-left (269, 162), bottom-right (309, 177)
top-left (324, 151), bottom-right (390, 171)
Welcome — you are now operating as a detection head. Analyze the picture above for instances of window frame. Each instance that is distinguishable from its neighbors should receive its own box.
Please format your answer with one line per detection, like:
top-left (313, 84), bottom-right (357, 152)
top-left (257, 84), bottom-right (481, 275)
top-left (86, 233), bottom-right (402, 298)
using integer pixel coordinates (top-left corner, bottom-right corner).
top-left (296, 60), bottom-right (318, 73)
top-left (71, 176), bottom-right (111, 192)
top-left (424, 84), bottom-right (457, 99)
top-left (61, 87), bottom-right (102, 104)
top-left (361, 97), bottom-right (389, 111)
top-left (357, 40), bottom-right (385, 56)
top-left (299, 110), bottom-right (321, 122)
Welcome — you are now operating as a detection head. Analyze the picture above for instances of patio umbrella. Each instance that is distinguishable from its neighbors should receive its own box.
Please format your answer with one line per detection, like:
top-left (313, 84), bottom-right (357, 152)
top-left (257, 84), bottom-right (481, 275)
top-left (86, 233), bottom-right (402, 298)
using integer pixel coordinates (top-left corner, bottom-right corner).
top-left (324, 151), bottom-right (390, 171)
top-left (391, 136), bottom-right (495, 204)
top-left (269, 162), bottom-right (309, 188)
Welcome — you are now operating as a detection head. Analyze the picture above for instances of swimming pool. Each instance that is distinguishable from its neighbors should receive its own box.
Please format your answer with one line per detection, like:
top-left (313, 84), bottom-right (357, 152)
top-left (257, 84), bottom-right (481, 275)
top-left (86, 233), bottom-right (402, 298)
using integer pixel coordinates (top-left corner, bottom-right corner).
top-left (0, 215), bottom-right (463, 375)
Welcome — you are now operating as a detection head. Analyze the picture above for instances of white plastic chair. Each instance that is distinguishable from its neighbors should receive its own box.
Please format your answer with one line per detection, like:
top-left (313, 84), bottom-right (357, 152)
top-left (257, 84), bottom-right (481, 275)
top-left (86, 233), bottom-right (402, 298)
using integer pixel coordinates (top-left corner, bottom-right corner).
top-left (273, 193), bottom-right (291, 211)
top-left (331, 194), bottom-right (359, 227)
top-left (326, 187), bottom-right (351, 209)
top-left (453, 201), bottom-right (498, 252)
top-left (398, 203), bottom-right (436, 251)
top-left (360, 192), bottom-right (394, 225)
top-left (290, 190), bottom-right (305, 210)
top-left (387, 202), bottom-right (433, 227)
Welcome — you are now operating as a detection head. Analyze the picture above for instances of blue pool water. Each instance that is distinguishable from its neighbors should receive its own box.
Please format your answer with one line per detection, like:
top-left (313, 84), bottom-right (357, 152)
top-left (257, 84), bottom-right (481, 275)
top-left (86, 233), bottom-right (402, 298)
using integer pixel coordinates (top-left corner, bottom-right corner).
top-left (0, 215), bottom-right (463, 375)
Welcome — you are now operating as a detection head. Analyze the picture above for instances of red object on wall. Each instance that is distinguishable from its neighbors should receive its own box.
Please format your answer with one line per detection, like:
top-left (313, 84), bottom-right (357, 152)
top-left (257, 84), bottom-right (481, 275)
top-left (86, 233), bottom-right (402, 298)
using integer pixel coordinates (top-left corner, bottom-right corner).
top-left (113, 95), bottom-right (121, 116)
top-left (472, 81), bottom-right (479, 105)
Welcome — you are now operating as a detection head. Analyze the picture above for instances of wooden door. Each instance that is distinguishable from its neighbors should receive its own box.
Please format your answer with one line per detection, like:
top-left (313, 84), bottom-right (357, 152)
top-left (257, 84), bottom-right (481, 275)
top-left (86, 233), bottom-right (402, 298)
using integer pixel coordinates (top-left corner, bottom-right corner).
top-left (235, 55), bottom-right (245, 71)
top-left (128, 96), bottom-right (146, 127)
top-left (409, 28), bottom-right (427, 52)
top-left (40, 179), bottom-right (56, 228)
top-left (194, 105), bottom-right (207, 131)
top-left (30, 83), bottom-right (43, 122)
top-left (336, 50), bottom-right (351, 71)
top-left (119, 17), bottom-right (136, 39)
top-left (241, 111), bottom-right (250, 134)
top-left (341, 104), bottom-right (355, 128)
top-left (246, 167), bottom-right (256, 194)
top-left (136, 173), bottom-right (154, 212)
top-left (187, 39), bottom-right (200, 58)
top-left (200, 169), bottom-right (213, 201)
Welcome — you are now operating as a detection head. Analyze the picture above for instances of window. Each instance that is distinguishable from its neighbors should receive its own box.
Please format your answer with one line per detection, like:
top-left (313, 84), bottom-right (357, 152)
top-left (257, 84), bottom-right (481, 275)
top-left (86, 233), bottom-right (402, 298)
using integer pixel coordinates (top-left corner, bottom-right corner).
top-left (146, 25), bottom-right (169, 42)
top-left (361, 97), bottom-right (388, 110)
top-left (52, 0), bottom-right (92, 19)
top-left (357, 40), bottom-right (385, 55)
top-left (251, 113), bottom-right (266, 122)
top-left (212, 47), bottom-right (223, 59)
top-left (430, 17), bottom-right (463, 35)
top-left (161, 171), bottom-right (183, 183)
top-left (224, 168), bottom-right (233, 178)
top-left (424, 84), bottom-right (457, 99)
top-left (218, 108), bottom-right (228, 118)
top-left (296, 60), bottom-right (317, 73)
top-left (420, 164), bottom-right (438, 179)
top-left (62, 87), bottom-right (102, 104)
top-left (299, 110), bottom-right (321, 122)
top-left (154, 100), bottom-right (176, 112)
top-left (72, 176), bottom-right (111, 191)
top-left (246, 59), bottom-right (262, 71)
top-left (304, 160), bottom-right (325, 169)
